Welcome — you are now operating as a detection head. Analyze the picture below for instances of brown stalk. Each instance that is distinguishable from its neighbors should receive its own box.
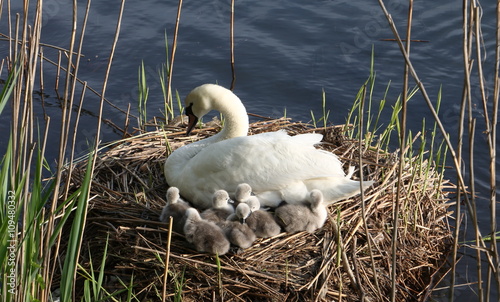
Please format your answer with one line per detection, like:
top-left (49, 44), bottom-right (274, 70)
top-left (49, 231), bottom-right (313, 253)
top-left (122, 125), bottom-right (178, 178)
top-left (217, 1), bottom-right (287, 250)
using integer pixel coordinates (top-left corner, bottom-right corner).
top-left (358, 83), bottom-right (383, 301)
top-left (166, 0), bottom-right (183, 116)
top-left (161, 216), bottom-right (173, 302)
top-left (391, 1), bottom-right (412, 300)
top-left (490, 0), bottom-right (500, 289)
top-left (230, 0), bottom-right (236, 90)
top-left (469, 117), bottom-right (483, 300)
top-left (450, 0), bottom-right (473, 299)
top-left (64, 0), bottom-right (91, 198)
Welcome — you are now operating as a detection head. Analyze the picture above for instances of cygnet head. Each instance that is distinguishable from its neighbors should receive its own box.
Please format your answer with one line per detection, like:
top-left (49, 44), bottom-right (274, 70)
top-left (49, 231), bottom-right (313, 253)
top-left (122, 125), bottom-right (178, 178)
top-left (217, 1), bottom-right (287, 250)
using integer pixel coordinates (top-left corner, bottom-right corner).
top-left (235, 203), bottom-right (252, 224)
top-left (166, 187), bottom-right (180, 204)
top-left (309, 189), bottom-right (324, 209)
top-left (212, 190), bottom-right (232, 209)
top-left (244, 196), bottom-right (260, 212)
top-left (235, 183), bottom-right (252, 202)
top-left (185, 208), bottom-right (202, 222)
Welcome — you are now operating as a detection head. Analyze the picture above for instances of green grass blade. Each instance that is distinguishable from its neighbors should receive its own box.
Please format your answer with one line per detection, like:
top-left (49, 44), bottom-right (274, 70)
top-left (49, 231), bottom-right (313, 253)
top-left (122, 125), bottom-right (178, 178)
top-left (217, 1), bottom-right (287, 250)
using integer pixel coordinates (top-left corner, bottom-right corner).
top-left (138, 61), bottom-right (149, 130)
top-left (59, 152), bottom-right (94, 301)
top-left (96, 234), bottom-right (110, 299)
top-left (175, 89), bottom-right (184, 116)
top-left (0, 57), bottom-right (22, 116)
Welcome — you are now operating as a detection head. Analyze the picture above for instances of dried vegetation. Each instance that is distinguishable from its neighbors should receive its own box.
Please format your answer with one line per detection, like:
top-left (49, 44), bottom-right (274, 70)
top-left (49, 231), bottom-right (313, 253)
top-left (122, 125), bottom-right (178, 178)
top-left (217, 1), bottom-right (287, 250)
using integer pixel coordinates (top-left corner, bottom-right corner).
top-left (61, 117), bottom-right (453, 301)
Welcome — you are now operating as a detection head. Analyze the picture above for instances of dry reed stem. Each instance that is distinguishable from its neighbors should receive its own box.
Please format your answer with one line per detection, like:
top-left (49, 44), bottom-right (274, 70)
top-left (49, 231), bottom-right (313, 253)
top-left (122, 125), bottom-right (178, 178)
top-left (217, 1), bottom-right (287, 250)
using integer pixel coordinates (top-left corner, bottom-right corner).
top-left (230, 0), bottom-right (236, 90)
top-left (166, 0), bottom-right (183, 123)
top-left (58, 117), bottom-right (453, 301)
top-left (162, 216), bottom-right (173, 302)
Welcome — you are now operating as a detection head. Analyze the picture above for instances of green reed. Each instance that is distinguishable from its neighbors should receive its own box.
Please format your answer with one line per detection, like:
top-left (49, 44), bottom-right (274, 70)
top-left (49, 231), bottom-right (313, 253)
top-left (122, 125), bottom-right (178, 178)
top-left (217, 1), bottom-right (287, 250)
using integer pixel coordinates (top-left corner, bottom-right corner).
top-left (138, 61), bottom-right (149, 130)
top-left (0, 1), bottom-right (132, 301)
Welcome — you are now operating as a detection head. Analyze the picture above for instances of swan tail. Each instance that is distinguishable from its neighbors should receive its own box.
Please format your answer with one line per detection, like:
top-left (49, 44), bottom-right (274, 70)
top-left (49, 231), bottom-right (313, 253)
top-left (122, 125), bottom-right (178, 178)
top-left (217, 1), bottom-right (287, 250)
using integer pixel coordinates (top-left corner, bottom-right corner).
top-left (320, 177), bottom-right (374, 204)
top-left (346, 166), bottom-right (355, 179)
top-left (290, 132), bottom-right (323, 145)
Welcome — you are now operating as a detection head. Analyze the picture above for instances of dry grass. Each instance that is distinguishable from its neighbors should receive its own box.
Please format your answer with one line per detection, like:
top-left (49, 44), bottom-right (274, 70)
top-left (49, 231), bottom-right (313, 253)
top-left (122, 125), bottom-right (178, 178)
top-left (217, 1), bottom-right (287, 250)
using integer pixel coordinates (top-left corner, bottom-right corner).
top-left (59, 117), bottom-right (453, 301)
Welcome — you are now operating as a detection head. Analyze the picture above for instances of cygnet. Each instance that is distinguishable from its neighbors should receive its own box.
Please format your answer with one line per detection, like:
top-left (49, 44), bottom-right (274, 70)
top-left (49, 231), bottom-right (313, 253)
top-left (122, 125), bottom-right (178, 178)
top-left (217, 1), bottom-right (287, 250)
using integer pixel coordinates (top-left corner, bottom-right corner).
top-left (183, 208), bottom-right (230, 255)
top-left (159, 187), bottom-right (191, 234)
top-left (234, 183), bottom-right (252, 203)
top-left (242, 197), bottom-right (281, 238)
top-left (274, 189), bottom-right (328, 233)
top-left (227, 202), bottom-right (251, 223)
top-left (220, 204), bottom-right (256, 249)
top-left (201, 190), bottom-right (234, 223)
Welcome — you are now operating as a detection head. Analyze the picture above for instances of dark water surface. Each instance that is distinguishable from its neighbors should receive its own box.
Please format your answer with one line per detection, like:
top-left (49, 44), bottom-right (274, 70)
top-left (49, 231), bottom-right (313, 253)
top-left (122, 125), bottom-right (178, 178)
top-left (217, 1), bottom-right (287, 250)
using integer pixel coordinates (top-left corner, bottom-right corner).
top-left (1, 0), bottom-right (499, 300)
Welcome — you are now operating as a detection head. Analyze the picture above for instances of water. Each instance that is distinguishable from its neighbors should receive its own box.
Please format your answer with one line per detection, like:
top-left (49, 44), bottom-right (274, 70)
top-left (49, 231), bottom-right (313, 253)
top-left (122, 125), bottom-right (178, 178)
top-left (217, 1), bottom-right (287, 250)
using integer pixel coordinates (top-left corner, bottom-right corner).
top-left (1, 0), bottom-right (499, 300)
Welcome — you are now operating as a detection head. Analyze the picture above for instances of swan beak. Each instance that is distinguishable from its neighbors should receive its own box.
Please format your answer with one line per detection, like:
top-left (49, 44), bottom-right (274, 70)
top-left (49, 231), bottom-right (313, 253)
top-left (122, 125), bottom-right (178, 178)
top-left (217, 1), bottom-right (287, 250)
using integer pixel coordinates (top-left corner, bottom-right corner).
top-left (185, 104), bottom-right (198, 135)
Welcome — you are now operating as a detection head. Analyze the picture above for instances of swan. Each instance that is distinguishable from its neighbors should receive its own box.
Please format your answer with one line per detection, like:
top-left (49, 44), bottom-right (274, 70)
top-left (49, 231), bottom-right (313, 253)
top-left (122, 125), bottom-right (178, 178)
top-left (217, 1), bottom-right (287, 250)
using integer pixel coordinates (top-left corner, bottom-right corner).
top-left (164, 83), bottom-right (373, 209)
top-left (201, 190), bottom-right (234, 223)
top-left (159, 187), bottom-right (191, 234)
top-left (183, 208), bottom-right (230, 255)
top-left (275, 189), bottom-right (328, 233)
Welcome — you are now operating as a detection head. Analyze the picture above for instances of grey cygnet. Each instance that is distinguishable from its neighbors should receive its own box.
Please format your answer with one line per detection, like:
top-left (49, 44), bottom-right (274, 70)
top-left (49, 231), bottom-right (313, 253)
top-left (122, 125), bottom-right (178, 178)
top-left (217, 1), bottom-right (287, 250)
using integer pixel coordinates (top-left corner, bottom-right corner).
top-left (274, 189), bottom-right (328, 233)
top-left (242, 197), bottom-right (281, 238)
top-left (201, 190), bottom-right (234, 223)
top-left (159, 186), bottom-right (191, 234)
top-left (183, 208), bottom-right (230, 255)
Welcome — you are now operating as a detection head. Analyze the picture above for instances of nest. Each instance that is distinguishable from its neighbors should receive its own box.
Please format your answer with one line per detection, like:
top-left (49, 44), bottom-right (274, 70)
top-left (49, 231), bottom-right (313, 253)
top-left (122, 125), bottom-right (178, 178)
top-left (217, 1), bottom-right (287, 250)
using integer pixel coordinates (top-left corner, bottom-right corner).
top-left (61, 117), bottom-right (453, 301)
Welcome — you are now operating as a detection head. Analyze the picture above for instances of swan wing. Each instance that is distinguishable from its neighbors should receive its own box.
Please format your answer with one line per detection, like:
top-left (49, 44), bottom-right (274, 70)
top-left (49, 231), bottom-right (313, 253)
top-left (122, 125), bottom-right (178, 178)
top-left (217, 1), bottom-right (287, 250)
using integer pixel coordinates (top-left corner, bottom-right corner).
top-left (175, 131), bottom-right (356, 207)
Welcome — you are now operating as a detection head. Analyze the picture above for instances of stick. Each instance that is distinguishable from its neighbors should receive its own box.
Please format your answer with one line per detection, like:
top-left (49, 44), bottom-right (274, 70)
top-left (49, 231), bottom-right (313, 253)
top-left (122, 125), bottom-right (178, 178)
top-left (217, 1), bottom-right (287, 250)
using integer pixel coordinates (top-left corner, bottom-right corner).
top-left (162, 216), bottom-right (174, 302)
top-left (166, 0), bottom-right (183, 113)
top-left (230, 0), bottom-right (236, 90)
top-left (391, 0), bottom-right (412, 300)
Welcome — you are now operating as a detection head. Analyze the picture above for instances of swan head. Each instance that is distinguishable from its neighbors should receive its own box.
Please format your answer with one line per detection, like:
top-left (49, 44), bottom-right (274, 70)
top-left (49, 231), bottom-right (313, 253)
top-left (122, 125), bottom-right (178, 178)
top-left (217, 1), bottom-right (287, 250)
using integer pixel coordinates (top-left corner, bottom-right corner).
top-left (184, 85), bottom-right (215, 134)
top-left (183, 84), bottom-right (249, 138)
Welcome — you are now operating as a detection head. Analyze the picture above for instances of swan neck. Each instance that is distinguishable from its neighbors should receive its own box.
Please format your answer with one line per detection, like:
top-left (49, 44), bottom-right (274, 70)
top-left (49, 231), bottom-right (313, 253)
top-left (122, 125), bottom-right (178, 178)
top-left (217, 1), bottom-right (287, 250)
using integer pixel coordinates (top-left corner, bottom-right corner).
top-left (214, 92), bottom-right (249, 139)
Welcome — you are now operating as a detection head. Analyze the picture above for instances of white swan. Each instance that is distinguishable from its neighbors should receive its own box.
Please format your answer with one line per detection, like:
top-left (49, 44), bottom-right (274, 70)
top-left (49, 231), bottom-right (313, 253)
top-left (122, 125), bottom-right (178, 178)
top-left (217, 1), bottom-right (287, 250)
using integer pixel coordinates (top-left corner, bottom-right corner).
top-left (164, 83), bottom-right (373, 209)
